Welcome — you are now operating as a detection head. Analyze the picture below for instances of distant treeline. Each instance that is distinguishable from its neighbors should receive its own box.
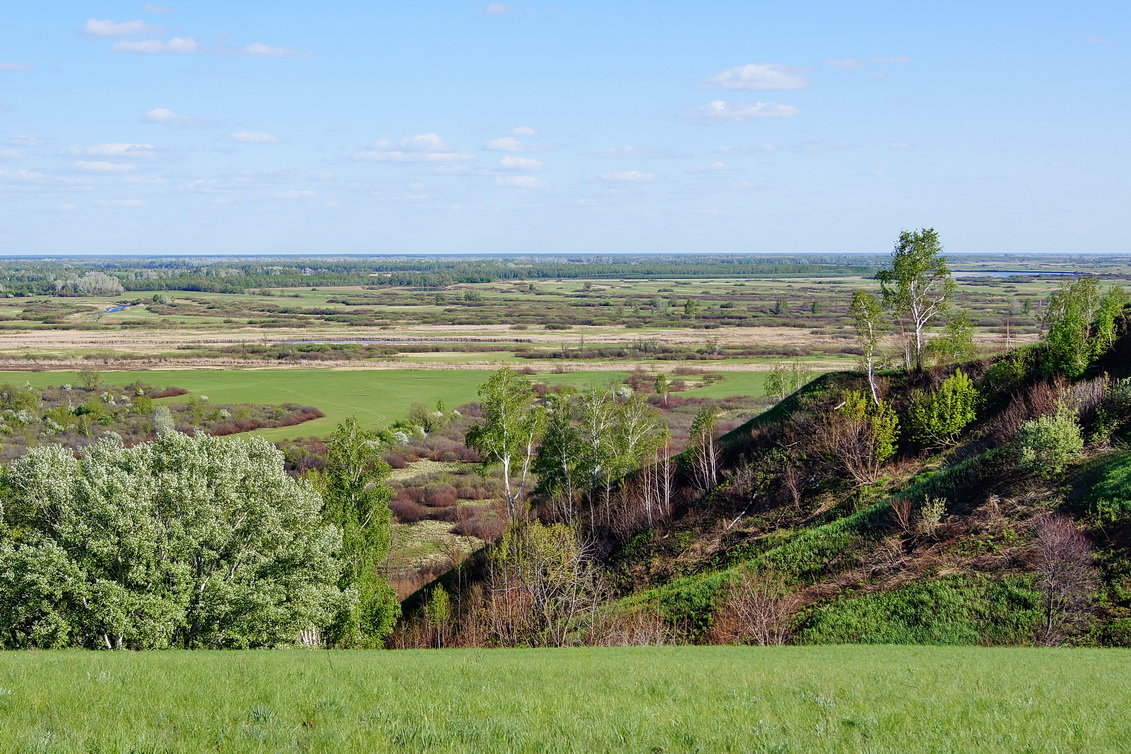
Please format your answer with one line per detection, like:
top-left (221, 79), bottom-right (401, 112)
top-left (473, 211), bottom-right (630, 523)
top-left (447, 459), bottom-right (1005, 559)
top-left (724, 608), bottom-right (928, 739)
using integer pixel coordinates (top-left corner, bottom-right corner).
top-left (1, 253), bottom-right (1126, 296)
top-left (0, 255), bottom-right (892, 295)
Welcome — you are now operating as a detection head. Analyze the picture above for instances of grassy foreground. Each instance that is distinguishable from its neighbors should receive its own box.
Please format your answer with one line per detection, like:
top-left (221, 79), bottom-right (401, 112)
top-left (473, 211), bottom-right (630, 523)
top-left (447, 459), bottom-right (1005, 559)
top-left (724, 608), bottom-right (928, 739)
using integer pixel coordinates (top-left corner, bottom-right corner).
top-left (0, 646), bottom-right (1126, 752)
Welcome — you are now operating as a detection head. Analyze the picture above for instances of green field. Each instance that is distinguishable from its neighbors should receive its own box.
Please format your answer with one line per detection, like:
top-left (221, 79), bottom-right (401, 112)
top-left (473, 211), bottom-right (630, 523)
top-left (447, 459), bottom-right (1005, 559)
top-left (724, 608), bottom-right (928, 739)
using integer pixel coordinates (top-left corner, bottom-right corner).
top-left (0, 368), bottom-right (641, 440)
top-left (0, 646), bottom-right (1125, 752)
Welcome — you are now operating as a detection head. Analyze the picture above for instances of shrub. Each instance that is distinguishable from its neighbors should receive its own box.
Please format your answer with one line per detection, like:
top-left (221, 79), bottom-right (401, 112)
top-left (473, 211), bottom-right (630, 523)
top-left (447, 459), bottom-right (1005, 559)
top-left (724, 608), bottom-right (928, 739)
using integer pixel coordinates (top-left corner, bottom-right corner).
top-left (906, 369), bottom-right (980, 446)
top-left (1014, 412), bottom-right (1084, 479)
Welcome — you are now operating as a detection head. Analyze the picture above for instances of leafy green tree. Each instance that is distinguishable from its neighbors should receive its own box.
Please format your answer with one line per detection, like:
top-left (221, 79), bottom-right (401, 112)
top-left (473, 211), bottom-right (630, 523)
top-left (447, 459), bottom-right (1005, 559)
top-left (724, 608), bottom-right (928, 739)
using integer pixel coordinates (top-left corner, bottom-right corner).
top-left (1014, 411), bottom-right (1084, 479)
top-left (683, 299), bottom-right (699, 320)
top-left (906, 369), bottom-right (980, 446)
top-left (850, 289), bottom-right (886, 404)
top-left (320, 417), bottom-right (399, 647)
top-left (654, 373), bottom-right (671, 406)
top-left (533, 394), bottom-right (586, 521)
top-left (876, 228), bottom-right (955, 371)
top-left (0, 431), bottom-right (344, 649)
top-left (927, 311), bottom-right (977, 366)
top-left (466, 367), bottom-right (545, 520)
top-left (1043, 277), bottom-right (1101, 378)
top-left (1092, 285), bottom-right (1128, 358)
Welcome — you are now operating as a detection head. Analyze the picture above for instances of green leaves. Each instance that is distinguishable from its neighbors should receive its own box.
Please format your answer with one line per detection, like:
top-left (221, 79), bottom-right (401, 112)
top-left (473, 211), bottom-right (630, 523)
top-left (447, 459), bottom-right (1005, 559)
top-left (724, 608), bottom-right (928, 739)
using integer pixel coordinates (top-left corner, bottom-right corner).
top-left (0, 430), bottom-right (345, 649)
top-left (906, 369), bottom-right (980, 447)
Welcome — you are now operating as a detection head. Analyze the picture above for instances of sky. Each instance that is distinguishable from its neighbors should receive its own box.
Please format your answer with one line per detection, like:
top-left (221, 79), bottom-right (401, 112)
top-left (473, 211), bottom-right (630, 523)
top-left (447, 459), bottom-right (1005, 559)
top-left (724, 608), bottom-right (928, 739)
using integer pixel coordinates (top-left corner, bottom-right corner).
top-left (0, 1), bottom-right (1127, 255)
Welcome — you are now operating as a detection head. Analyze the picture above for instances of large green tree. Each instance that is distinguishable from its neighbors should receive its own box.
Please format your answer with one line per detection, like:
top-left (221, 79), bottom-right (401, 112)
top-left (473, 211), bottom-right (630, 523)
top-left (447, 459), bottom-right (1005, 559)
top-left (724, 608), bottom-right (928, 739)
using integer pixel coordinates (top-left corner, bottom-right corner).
top-left (320, 417), bottom-right (399, 647)
top-left (0, 430), bottom-right (344, 649)
top-left (876, 228), bottom-right (955, 371)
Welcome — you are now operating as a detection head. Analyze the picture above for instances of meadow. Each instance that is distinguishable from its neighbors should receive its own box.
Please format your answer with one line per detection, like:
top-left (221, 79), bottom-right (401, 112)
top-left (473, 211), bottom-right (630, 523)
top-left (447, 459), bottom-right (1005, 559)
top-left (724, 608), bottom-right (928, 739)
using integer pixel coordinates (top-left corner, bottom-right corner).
top-left (0, 646), bottom-right (1125, 752)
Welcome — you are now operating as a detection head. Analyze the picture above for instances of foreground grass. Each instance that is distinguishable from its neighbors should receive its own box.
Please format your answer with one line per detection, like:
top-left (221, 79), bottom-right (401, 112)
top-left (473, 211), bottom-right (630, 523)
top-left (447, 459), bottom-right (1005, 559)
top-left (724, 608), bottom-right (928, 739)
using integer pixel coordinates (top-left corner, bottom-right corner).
top-left (0, 646), bottom-right (1126, 752)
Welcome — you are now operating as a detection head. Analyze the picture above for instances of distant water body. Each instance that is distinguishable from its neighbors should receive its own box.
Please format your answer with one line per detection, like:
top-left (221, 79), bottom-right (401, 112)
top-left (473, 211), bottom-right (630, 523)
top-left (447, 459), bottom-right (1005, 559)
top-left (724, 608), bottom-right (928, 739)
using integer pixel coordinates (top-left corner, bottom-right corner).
top-left (952, 270), bottom-right (1079, 278)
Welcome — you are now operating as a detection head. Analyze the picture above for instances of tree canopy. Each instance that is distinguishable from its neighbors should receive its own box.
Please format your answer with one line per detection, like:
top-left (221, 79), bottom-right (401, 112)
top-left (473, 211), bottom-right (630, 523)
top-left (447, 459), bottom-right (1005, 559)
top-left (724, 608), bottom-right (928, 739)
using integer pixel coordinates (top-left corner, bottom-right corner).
top-left (0, 430), bottom-right (345, 649)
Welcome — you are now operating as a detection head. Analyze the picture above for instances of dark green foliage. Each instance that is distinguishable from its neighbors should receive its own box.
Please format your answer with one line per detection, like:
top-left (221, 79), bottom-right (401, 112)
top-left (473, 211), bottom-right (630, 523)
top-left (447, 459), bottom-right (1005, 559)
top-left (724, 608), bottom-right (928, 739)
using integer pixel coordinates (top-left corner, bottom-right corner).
top-left (797, 575), bottom-right (1042, 645)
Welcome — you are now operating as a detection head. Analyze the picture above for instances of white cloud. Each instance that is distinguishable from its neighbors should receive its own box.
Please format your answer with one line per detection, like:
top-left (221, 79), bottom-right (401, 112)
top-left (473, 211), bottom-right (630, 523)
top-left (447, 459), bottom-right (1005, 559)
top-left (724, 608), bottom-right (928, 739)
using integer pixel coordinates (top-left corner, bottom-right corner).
top-left (144, 4), bottom-right (173, 13)
top-left (82, 19), bottom-right (162, 37)
top-left (355, 133), bottom-right (474, 163)
top-left (113, 37), bottom-right (198, 54)
top-left (871, 56), bottom-right (910, 64)
top-left (499, 155), bottom-right (543, 170)
top-left (231, 131), bottom-right (281, 144)
top-left (704, 63), bottom-right (807, 90)
top-left (9, 135), bottom-right (48, 146)
top-left (76, 161), bottom-right (136, 172)
top-left (0, 63), bottom-right (34, 73)
top-left (142, 107), bottom-right (208, 127)
top-left (495, 175), bottom-right (545, 188)
top-left (480, 3), bottom-right (510, 15)
top-left (602, 170), bottom-right (654, 182)
top-left (65, 143), bottom-right (157, 159)
top-left (687, 100), bottom-right (800, 122)
top-left (277, 189), bottom-right (318, 199)
top-left (0, 149), bottom-right (24, 161)
top-left (241, 43), bottom-right (314, 59)
top-left (889, 142), bottom-right (912, 150)
top-left (687, 162), bottom-right (734, 174)
top-left (483, 136), bottom-right (526, 152)
top-left (510, 126), bottom-right (536, 136)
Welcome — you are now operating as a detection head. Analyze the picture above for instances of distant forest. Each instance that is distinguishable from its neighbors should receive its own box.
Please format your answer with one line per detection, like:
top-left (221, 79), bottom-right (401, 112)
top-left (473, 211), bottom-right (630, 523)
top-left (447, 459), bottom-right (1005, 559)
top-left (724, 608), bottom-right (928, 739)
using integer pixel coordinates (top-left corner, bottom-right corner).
top-left (0, 253), bottom-right (1127, 296)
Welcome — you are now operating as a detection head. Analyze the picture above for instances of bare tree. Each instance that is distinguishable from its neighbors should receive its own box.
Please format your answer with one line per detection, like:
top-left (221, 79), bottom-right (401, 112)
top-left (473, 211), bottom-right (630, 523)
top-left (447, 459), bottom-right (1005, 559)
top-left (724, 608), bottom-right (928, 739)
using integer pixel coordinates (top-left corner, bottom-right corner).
top-left (709, 572), bottom-right (800, 646)
top-left (1032, 514), bottom-right (1099, 646)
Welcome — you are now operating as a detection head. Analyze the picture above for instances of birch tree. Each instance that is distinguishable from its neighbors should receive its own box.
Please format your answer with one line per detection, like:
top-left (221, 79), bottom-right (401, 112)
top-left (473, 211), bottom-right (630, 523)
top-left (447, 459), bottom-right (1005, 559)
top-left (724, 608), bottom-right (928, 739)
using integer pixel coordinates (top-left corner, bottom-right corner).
top-left (850, 289), bottom-right (885, 405)
top-left (466, 367), bottom-right (545, 520)
top-left (875, 228), bottom-right (955, 371)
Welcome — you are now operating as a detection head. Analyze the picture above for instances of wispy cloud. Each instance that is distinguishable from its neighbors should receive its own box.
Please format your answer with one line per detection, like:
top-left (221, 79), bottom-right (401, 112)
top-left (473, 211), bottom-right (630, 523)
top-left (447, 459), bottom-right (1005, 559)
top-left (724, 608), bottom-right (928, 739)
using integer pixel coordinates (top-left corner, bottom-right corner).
top-left (510, 126), bottom-right (536, 136)
top-left (687, 162), bottom-right (734, 174)
top-left (703, 63), bottom-right (807, 90)
top-left (82, 19), bottom-right (162, 37)
top-left (240, 43), bottom-right (314, 59)
top-left (0, 149), bottom-right (24, 162)
top-left (590, 146), bottom-right (686, 159)
top-left (76, 161), bottom-right (136, 173)
top-left (0, 63), bottom-right (34, 73)
top-left (231, 131), bottom-right (281, 144)
top-left (355, 133), bottom-right (474, 163)
top-left (143, 4), bottom-right (173, 13)
top-left (142, 107), bottom-right (211, 127)
top-left (480, 3), bottom-right (511, 15)
top-left (602, 170), bottom-right (654, 182)
top-left (8, 135), bottom-right (48, 147)
top-left (64, 143), bottom-right (157, 159)
top-left (687, 100), bottom-right (800, 122)
top-left (483, 136), bottom-right (527, 152)
top-left (113, 37), bottom-right (198, 54)
top-left (499, 155), bottom-right (543, 170)
top-left (495, 175), bottom-right (545, 188)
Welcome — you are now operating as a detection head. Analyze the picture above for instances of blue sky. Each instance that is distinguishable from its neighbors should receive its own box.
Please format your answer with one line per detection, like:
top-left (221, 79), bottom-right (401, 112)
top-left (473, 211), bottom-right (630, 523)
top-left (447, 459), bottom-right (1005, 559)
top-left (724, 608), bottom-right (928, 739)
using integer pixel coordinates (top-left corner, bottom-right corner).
top-left (0, 1), bottom-right (1126, 254)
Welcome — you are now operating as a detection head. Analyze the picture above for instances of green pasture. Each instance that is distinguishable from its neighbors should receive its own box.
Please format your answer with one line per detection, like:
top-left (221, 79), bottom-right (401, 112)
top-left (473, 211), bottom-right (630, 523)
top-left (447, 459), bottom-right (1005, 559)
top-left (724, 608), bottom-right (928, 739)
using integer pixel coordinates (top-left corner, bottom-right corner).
top-left (0, 368), bottom-right (638, 440)
top-left (0, 646), bottom-right (1124, 752)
